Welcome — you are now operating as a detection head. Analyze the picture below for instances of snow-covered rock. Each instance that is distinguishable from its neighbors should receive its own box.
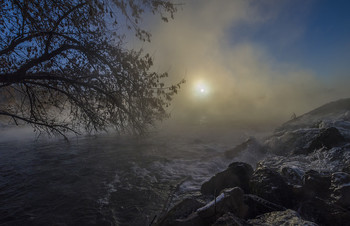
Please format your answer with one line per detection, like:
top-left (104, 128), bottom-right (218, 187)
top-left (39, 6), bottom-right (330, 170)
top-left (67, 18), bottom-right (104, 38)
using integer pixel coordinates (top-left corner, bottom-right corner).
top-left (247, 209), bottom-right (318, 226)
top-left (158, 98), bottom-right (350, 226)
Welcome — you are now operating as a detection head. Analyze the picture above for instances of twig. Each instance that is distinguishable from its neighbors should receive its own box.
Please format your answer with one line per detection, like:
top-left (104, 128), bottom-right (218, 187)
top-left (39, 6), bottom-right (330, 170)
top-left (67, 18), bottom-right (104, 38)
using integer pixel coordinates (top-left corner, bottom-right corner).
top-left (149, 215), bottom-right (157, 226)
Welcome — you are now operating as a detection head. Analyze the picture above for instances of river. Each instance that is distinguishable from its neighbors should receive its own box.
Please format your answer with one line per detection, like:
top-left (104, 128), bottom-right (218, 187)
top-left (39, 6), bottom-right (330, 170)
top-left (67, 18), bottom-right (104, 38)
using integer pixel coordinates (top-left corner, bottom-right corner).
top-left (0, 126), bottom-right (265, 225)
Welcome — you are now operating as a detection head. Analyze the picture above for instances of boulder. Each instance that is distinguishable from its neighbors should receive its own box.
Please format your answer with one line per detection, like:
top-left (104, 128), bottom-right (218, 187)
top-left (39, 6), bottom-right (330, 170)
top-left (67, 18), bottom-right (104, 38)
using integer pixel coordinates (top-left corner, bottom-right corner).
top-left (302, 170), bottom-right (331, 199)
top-left (243, 194), bottom-right (286, 219)
top-left (247, 209), bottom-right (318, 226)
top-left (212, 212), bottom-right (249, 226)
top-left (249, 167), bottom-right (292, 207)
top-left (265, 128), bottom-right (320, 155)
top-left (342, 164), bottom-right (350, 174)
top-left (298, 197), bottom-right (350, 226)
top-left (201, 162), bottom-right (253, 195)
top-left (197, 187), bottom-right (247, 221)
top-left (330, 172), bottom-right (350, 209)
top-left (281, 166), bottom-right (304, 186)
top-left (224, 138), bottom-right (265, 159)
top-left (307, 127), bottom-right (345, 152)
top-left (156, 198), bottom-right (204, 226)
top-left (172, 212), bottom-right (206, 226)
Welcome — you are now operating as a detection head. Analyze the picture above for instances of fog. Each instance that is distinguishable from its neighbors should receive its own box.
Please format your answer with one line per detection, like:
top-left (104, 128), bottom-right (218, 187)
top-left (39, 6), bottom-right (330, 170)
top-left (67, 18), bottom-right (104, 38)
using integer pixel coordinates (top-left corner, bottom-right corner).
top-left (138, 0), bottom-right (350, 129)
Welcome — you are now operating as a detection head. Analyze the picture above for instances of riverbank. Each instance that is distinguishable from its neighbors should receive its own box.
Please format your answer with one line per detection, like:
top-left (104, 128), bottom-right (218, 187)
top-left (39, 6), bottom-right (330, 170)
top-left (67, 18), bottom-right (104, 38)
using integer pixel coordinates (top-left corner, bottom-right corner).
top-left (157, 98), bottom-right (350, 226)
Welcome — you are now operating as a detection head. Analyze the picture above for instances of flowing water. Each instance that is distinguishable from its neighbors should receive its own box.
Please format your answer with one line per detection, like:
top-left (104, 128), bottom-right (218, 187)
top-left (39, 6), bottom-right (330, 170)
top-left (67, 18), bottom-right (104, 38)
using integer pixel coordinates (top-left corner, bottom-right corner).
top-left (0, 126), bottom-right (263, 226)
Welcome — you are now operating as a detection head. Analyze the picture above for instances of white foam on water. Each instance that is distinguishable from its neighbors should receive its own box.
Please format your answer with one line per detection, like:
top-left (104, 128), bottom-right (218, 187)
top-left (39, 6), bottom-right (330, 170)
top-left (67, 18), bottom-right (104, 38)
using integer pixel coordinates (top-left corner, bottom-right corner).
top-left (98, 173), bottom-right (121, 207)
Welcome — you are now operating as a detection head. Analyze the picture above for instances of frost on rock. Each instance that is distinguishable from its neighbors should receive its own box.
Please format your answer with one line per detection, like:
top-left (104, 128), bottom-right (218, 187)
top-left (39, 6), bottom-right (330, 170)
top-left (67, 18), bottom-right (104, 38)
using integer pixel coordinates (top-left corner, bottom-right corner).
top-left (330, 172), bottom-right (350, 208)
top-left (248, 209), bottom-right (318, 226)
top-left (265, 99), bottom-right (350, 155)
top-left (197, 187), bottom-right (246, 219)
top-left (196, 193), bottom-right (225, 213)
top-left (257, 146), bottom-right (350, 176)
top-left (159, 99), bottom-right (350, 226)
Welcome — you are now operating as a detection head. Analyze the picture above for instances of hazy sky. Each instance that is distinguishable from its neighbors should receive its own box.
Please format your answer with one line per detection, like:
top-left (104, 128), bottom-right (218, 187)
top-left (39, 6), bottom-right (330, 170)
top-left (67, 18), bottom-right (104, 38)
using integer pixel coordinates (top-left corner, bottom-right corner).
top-left (139, 0), bottom-right (350, 127)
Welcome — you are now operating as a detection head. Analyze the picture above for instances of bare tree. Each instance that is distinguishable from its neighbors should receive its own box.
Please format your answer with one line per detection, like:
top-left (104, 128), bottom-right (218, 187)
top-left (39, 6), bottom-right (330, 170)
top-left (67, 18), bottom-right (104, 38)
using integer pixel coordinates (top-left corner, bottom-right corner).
top-left (0, 0), bottom-right (184, 138)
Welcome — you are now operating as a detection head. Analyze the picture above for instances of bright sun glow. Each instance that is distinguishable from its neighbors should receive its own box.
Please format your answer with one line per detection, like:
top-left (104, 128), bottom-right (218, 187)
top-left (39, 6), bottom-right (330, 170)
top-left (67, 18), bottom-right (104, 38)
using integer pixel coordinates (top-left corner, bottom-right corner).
top-left (194, 80), bottom-right (210, 97)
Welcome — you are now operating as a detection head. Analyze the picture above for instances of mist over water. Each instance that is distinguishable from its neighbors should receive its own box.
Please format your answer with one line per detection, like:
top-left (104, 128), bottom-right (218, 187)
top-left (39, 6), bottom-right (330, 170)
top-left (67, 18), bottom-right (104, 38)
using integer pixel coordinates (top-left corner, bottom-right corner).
top-left (0, 125), bottom-right (270, 226)
top-left (141, 0), bottom-right (350, 127)
top-left (2, 1), bottom-right (350, 225)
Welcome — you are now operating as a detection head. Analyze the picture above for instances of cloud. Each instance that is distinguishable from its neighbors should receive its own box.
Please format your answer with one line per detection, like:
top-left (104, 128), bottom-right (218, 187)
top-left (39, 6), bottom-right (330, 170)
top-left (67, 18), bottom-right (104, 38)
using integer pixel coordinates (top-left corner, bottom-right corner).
top-left (144, 0), bottom-right (350, 127)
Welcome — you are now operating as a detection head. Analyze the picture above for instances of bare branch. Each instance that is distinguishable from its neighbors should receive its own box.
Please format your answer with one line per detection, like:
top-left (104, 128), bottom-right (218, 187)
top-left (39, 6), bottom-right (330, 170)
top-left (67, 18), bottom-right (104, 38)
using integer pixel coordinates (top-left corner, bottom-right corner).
top-left (0, 110), bottom-right (79, 140)
top-left (0, 0), bottom-right (182, 138)
top-left (45, 2), bottom-right (87, 53)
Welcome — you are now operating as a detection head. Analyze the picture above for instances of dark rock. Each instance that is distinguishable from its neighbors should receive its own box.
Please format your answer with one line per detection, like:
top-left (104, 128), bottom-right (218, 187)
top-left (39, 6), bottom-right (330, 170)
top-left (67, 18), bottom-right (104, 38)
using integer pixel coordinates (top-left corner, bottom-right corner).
top-left (173, 212), bottom-right (206, 226)
top-left (298, 197), bottom-right (350, 226)
top-left (290, 185), bottom-right (304, 206)
top-left (225, 138), bottom-right (265, 159)
top-left (157, 198), bottom-right (204, 226)
top-left (197, 187), bottom-right (248, 222)
top-left (243, 194), bottom-right (286, 219)
top-left (330, 172), bottom-right (350, 209)
top-left (343, 164), bottom-right (350, 174)
top-left (201, 162), bottom-right (253, 195)
top-left (212, 212), bottom-right (250, 226)
top-left (249, 167), bottom-right (292, 207)
top-left (265, 128), bottom-right (319, 155)
top-left (302, 170), bottom-right (331, 199)
top-left (248, 209), bottom-right (318, 226)
top-left (307, 127), bottom-right (345, 152)
top-left (281, 166), bottom-right (304, 186)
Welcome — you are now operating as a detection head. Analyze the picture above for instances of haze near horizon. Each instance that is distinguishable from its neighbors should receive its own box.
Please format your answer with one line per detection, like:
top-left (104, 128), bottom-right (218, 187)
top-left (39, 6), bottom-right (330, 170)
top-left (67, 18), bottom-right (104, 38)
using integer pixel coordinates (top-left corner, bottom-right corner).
top-left (142, 0), bottom-right (350, 128)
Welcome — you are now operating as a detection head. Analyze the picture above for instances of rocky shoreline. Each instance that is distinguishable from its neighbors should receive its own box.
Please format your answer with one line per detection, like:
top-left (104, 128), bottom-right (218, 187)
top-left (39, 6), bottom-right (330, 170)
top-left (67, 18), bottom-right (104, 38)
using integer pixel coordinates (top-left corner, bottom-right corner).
top-left (156, 99), bottom-right (350, 226)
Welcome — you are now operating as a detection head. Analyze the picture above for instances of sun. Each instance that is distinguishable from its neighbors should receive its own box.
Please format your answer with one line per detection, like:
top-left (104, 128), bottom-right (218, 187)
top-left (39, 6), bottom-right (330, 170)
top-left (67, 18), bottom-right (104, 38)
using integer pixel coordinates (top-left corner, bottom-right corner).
top-left (194, 80), bottom-right (210, 97)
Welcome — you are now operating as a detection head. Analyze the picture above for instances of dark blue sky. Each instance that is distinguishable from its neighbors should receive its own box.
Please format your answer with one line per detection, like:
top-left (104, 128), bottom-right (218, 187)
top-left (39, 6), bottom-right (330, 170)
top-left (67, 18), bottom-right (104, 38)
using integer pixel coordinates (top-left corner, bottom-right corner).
top-left (229, 0), bottom-right (350, 78)
top-left (148, 0), bottom-right (350, 123)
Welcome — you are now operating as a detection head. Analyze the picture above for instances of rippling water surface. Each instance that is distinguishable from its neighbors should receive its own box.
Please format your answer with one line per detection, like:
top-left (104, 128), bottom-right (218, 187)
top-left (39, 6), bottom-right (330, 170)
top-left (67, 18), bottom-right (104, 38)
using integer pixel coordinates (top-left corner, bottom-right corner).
top-left (0, 127), bottom-right (258, 226)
